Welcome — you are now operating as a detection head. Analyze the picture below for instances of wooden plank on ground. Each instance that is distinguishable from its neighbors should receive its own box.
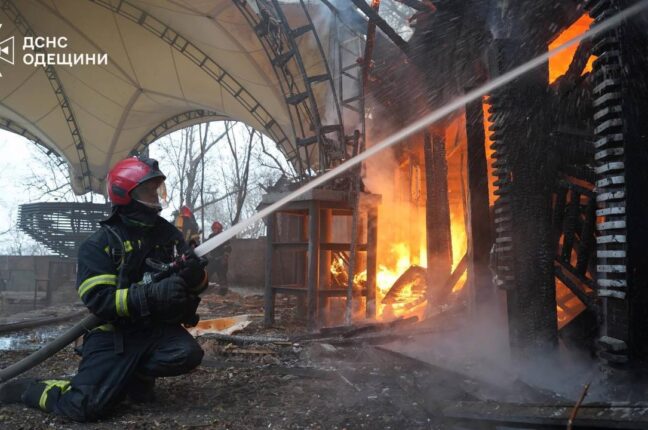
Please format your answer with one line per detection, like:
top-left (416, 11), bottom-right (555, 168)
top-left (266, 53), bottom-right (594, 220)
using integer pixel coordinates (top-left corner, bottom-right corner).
top-left (438, 400), bottom-right (648, 429)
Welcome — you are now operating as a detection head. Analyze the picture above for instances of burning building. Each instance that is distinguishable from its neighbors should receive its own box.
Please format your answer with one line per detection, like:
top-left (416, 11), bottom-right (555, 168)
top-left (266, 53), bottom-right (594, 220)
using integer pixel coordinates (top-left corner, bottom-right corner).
top-left (257, 0), bottom-right (648, 372)
top-left (1, 0), bottom-right (647, 374)
top-left (360, 0), bottom-right (648, 369)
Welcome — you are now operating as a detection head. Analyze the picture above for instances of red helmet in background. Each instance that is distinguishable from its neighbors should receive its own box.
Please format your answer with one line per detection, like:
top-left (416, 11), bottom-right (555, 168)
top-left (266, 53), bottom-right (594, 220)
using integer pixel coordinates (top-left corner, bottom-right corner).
top-left (211, 221), bottom-right (223, 233)
top-left (106, 156), bottom-right (166, 206)
top-left (181, 206), bottom-right (193, 218)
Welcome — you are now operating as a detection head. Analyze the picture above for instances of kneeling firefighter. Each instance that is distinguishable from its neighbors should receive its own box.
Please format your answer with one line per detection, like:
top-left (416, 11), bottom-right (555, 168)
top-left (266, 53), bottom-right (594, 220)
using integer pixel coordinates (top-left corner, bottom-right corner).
top-left (0, 156), bottom-right (208, 421)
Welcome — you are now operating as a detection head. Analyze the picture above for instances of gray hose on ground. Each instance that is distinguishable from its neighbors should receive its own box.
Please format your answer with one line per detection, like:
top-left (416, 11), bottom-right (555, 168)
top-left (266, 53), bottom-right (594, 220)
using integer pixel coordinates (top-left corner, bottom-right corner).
top-left (0, 314), bottom-right (101, 383)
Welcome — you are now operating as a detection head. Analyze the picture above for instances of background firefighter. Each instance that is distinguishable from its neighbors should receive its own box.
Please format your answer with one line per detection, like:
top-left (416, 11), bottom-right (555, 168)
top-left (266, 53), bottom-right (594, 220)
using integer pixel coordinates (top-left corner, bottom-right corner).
top-left (174, 206), bottom-right (202, 247)
top-left (207, 221), bottom-right (231, 295)
top-left (0, 156), bottom-right (208, 422)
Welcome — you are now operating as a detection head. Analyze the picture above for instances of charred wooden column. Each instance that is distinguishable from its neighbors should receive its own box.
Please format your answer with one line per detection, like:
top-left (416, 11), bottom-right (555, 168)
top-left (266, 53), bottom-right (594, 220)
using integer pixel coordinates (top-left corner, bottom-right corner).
top-left (261, 190), bottom-right (380, 329)
top-left (424, 130), bottom-right (453, 298)
top-left (307, 200), bottom-right (321, 329)
top-left (366, 206), bottom-right (378, 318)
top-left (319, 208), bottom-right (333, 324)
top-left (488, 32), bottom-right (558, 354)
top-left (465, 97), bottom-right (493, 304)
top-left (587, 0), bottom-right (648, 365)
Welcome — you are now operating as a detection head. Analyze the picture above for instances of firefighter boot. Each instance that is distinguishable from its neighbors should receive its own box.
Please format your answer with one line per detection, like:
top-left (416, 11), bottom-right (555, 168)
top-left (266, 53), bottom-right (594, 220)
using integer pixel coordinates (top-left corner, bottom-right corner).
top-left (0, 378), bottom-right (37, 404)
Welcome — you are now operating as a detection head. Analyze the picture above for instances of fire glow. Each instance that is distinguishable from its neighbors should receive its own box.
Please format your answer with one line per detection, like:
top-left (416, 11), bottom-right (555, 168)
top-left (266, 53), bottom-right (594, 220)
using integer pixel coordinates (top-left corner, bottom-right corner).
top-left (328, 14), bottom-right (598, 325)
top-left (332, 117), bottom-right (471, 321)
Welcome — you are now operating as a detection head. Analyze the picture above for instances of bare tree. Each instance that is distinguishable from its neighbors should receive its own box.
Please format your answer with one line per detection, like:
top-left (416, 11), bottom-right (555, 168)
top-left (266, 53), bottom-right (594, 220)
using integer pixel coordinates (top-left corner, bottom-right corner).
top-left (151, 121), bottom-right (294, 239)
top-left (223, 123), bottom-right (254, 225)
top-left (22, 149), bottom-right (104, 204)
top-left (155, 123), bottom-right (231, 212)
top-left (0, 206), bottom-right (51, 256)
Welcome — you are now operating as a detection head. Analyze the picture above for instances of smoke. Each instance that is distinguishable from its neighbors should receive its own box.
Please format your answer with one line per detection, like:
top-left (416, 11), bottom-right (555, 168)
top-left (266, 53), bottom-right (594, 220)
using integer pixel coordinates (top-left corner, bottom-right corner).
top-left (380, 287), bottom-right (648, 404)
top-left (380, 291), bottom-right (596, 402)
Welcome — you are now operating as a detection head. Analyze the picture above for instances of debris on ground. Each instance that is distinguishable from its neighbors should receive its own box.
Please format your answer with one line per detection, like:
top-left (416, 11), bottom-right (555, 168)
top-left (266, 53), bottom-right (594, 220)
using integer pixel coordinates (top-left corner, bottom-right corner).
top-left (0, 287), bottom-right (641, 429)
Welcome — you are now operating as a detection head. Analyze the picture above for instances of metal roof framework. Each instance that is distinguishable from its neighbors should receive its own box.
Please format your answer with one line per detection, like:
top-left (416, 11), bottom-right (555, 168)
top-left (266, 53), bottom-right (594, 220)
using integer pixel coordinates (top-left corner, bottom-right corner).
top-left (0, 0), bottom-right (364, 193)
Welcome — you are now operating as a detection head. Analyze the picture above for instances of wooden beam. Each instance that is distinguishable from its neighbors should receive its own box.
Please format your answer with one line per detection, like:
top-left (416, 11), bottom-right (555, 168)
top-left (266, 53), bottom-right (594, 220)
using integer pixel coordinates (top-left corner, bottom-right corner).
top-left (465, 97), bottom-right (492, 304)
top-left (362, 0), bottom-right (380, 89)
top-left (307, 200), bottom-right (320, 329)
top-left (348, 0), bottom-right (409, 54)
top-left (439, 400), bottom-right (648, 429)
top-left (424, 130), bottom-right (453, 297)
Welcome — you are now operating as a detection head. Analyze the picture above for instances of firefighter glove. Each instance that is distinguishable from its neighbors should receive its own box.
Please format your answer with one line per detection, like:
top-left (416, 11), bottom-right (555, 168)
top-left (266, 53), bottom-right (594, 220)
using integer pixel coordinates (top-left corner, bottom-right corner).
top-left (129, 275), bottom-right (188, 320)
top-left (179, 249), bottom-right (208, 293)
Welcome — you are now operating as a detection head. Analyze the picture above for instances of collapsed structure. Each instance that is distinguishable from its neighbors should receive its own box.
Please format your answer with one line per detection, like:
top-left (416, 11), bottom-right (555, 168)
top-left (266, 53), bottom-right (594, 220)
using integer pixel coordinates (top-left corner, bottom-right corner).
top-left (2, 0), bottom-right (648, 370)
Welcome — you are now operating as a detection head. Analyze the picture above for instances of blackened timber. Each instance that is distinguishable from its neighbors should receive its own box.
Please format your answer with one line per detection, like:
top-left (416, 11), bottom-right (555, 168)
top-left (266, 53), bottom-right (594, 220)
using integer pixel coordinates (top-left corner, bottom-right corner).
top-left (438, 400), bottom-right (648, 429)
top-left (490, 36), bottom-right (557, 355)
top-left (307, 201), bottom-right (320, 329)
top-left (424, 130), bottom-right (453, 302)
top-left (366, 207), bottom-right (378, 318)
top-left (465, 97), bottom-right (493, 304)
top-left (587, 0), bottom-right (648, 362)
top-left (362, 0), bottom-right (380, 90)
top-left (554, 261), bottom-right (593, 308)
top-left (348, 0), bottom-right (409, 54)
top-left (561, 190), bottom-right (581, 264)
top-left (320, 209), bottom-right (333, 325)
top-left (345, 197), bottom-right (359, 325)
top-left (552, 186), bottom-right (568, 251)
top-left (576, 198), bottom-right (597, 276)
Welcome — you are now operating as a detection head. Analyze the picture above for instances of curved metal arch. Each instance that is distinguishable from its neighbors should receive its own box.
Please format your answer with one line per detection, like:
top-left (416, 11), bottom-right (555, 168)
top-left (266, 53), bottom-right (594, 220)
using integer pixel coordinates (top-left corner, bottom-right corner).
top-left (0, 116), bottom-right (69, 166)
top-left (1, 0), bottom-right (93, 192)
top-left (234, 0), bottom-right (348, 174)
top-left (271, 0), bottom-right (346, 164)
top-left (86, 0), bottom-right (299, 168)
top-left (130, 109), bottom-right (228, 155)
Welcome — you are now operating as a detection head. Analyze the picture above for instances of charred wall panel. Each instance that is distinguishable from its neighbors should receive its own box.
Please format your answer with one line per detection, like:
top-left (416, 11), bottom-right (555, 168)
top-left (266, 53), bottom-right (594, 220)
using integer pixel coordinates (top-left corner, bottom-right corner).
top-left (588, 0), bottom-right (648, 363)
top-left (488, 35), bottom-right (558, 354)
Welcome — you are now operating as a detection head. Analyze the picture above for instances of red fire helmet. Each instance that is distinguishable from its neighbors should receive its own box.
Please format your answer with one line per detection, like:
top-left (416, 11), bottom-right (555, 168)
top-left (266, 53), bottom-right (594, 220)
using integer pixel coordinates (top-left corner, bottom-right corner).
top-left (181, 206), bottom-right (193, 218)
top-left (211, 221), bottom-right (223, 232)
top-left (106, 156), bottom-right (166, 206)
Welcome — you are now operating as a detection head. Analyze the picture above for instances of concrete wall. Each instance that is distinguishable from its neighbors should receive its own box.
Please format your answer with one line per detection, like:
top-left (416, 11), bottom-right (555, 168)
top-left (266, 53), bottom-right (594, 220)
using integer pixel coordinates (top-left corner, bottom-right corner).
top-left (0, 255), bottom-right (78, 316)
top-left (0, 238), bottom-right (267, 316)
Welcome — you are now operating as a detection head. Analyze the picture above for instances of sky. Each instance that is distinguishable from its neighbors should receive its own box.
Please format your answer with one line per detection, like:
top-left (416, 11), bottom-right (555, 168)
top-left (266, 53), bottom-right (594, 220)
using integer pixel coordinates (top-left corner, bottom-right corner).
top-left (0, 129), bottom-right (46, 231)
top-left (0, 129), bottom-right (83, 253)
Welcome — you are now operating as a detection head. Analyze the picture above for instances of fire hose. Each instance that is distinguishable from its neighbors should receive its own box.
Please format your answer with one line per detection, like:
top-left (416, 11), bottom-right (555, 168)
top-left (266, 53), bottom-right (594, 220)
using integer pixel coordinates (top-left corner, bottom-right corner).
top-left (0, 236), bottom-right (217, 384)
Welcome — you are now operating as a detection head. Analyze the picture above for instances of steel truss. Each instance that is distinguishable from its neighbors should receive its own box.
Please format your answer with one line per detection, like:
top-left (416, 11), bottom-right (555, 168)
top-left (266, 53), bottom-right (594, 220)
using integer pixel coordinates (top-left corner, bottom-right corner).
top-left (18, 202), bottom-right (111, 258)
top-left (0, 116), bottom-right (65, 164)
top-left (87, 0), bottom-right (297, 169)
top-left (234, 0), bottom-right (365, 176)
top-left (131, 110), bottom-right (226, 155)
top-left (1, 0), bottom-right (92, 192)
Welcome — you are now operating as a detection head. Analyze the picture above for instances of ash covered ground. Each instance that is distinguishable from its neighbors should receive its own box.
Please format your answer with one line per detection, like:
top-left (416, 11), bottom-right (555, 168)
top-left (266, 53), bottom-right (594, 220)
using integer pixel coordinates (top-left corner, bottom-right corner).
top-left (2, 287), bottom-right (646, 430)
top-left (0, 289), bottom-right (453, 430)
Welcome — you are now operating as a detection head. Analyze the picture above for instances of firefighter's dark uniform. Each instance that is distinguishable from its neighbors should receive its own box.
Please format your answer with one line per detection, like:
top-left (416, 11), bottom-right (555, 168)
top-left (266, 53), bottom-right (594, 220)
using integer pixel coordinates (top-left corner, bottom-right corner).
top-left (207, 232), bottom-right (231, 287)
top-left (21, 213), bottom-right (207, 422)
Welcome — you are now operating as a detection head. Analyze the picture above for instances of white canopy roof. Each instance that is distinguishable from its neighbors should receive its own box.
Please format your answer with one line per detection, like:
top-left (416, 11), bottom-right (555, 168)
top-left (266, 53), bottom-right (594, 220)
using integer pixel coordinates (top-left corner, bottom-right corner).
top-left (0, 0), bottom-right (342, 193)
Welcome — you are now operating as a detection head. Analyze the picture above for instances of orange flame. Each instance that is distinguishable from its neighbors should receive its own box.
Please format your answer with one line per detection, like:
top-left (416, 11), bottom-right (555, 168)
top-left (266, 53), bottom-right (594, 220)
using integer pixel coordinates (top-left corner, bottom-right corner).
top-left (549, 15), bottom-right (596, 84)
